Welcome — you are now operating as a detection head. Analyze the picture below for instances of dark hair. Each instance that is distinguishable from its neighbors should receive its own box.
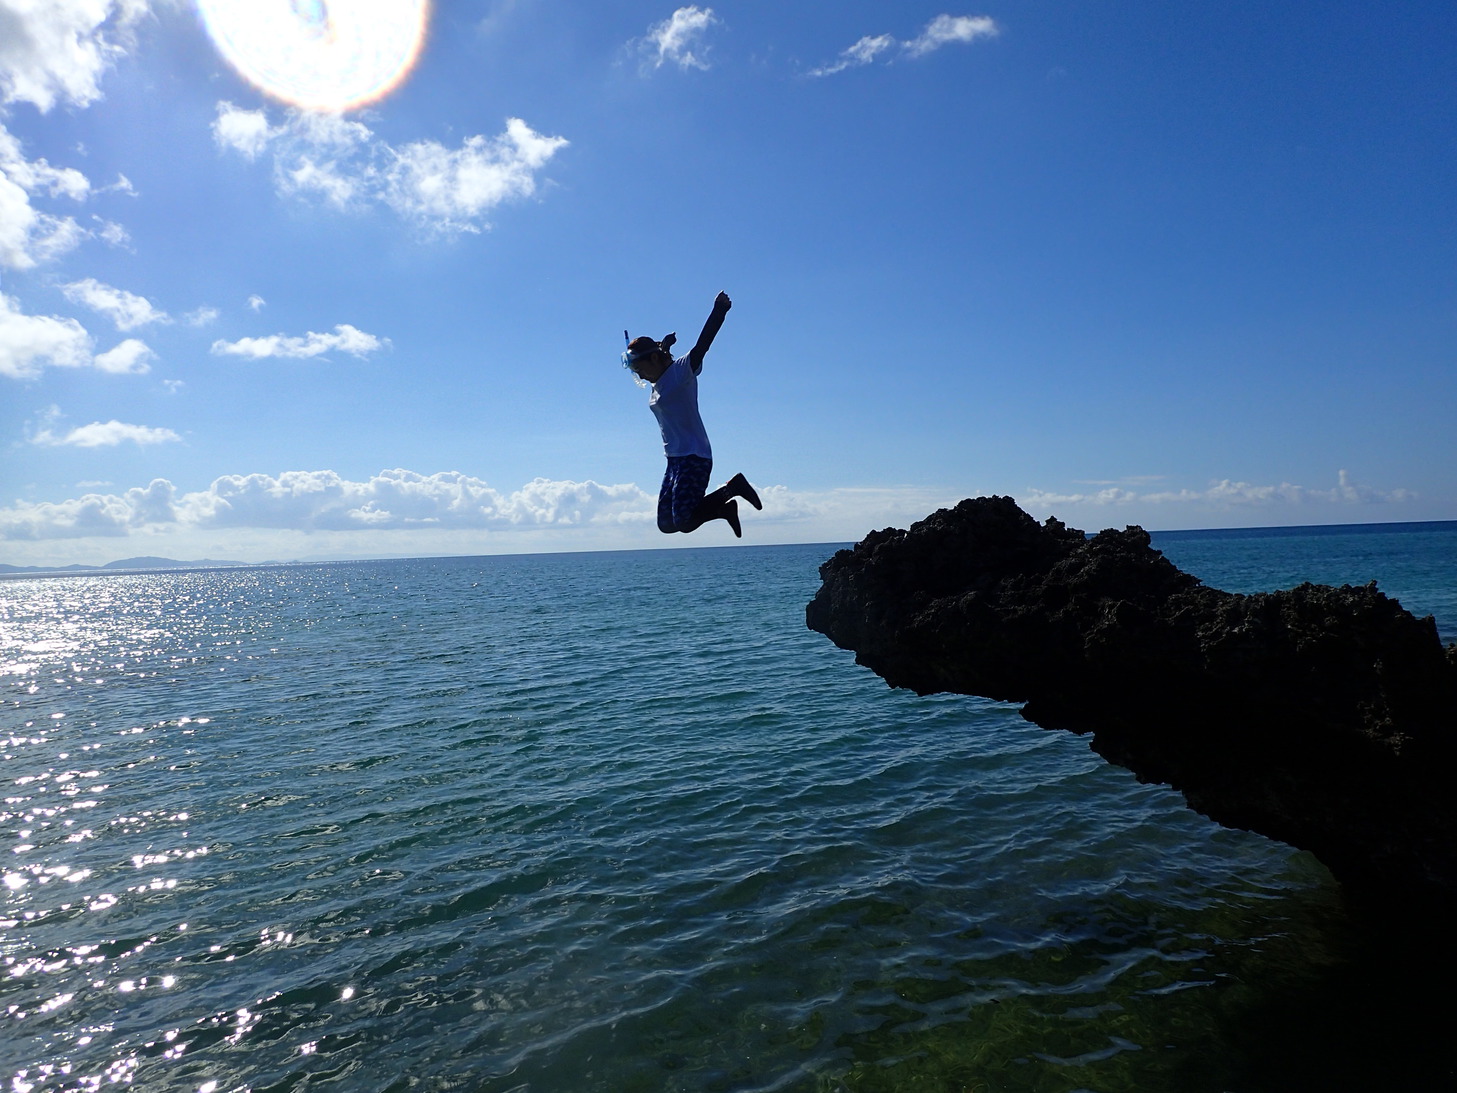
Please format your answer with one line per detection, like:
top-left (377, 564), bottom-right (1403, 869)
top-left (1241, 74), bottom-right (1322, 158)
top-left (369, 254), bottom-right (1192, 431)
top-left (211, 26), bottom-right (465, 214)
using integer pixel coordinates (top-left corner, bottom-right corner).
top-left (627, 336), bottom-right (659, 355)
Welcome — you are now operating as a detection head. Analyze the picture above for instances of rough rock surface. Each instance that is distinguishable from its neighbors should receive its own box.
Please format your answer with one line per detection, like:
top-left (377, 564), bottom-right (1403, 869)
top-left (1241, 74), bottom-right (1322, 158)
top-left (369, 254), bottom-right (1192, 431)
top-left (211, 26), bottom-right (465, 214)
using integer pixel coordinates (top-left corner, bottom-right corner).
top-left (806, 495), bottom-right (1457, 904)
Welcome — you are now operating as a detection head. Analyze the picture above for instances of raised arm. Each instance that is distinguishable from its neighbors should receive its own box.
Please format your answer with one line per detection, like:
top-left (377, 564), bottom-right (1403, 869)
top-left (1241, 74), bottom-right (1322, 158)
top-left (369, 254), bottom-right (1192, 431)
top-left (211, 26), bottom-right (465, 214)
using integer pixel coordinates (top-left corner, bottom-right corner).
top-left (687, 291), bottom-right (732, 372)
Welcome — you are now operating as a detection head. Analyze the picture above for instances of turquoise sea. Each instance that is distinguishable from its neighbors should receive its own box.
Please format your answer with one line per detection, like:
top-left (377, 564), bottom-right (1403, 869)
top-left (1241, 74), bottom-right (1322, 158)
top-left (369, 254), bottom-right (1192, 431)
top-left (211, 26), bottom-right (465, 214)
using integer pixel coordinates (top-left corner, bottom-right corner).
top-left (3, 521), bottom-right (1455, 1092)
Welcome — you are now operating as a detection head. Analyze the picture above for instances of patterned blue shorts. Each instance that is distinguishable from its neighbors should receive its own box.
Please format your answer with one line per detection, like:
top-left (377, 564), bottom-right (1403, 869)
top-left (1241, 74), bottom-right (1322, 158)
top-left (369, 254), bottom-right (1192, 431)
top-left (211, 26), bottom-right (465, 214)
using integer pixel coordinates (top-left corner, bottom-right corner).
top-left (657, 455), bottom-right (713, 533)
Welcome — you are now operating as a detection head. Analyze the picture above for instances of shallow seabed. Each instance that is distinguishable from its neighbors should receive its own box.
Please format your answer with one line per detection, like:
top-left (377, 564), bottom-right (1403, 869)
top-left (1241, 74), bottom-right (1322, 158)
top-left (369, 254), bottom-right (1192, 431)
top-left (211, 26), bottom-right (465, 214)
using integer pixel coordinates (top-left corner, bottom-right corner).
top-left (3, 530), bottom-right (1455, 1091)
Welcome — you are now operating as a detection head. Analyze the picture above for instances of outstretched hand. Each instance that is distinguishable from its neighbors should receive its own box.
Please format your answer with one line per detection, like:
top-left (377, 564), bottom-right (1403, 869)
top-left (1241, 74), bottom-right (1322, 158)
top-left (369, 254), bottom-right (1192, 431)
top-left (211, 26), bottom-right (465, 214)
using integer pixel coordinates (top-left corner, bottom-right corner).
top-left (689, 290), bottom-right (732, 369)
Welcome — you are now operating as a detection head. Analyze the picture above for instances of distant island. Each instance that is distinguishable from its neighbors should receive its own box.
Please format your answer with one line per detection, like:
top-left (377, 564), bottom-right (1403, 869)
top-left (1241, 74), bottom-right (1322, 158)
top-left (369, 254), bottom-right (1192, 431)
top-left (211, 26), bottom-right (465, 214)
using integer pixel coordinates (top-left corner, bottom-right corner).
top-left (0, 556), bottom-right (250, 576)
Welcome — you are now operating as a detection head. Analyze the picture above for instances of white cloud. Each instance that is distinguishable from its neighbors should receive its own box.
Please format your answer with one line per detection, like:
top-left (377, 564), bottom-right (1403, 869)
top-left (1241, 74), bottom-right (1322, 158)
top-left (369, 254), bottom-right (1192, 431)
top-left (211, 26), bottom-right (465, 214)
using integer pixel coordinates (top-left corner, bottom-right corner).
top-left (808, 34), bottom-right (895, 77)
top-left (0, 128), bottom-right (89, 198)
top-left (637, 6), bottom-right (719, 72)
top-left (810, 13), bottom-right (999, 77)
top-left (0, 4), bottom-right (150, 269)
top-left (184, 305), bottom-right (219, 326)
top-left (92, 336), bottom-right (154, 373)
top-left (1019, 471), bottom-right (1415, 511)
top-left (0, 470), bottom-right (659, 540)
top-left (211, 101), bottom-right (276, 160)
top-left (30, 407), bottom-right (178, 447)
top-left (1, 490), bottom-right (136, 538)
top-left (91, 215), bottom-right (129, 247)
top-left (0, 290), bottom-right (90, 378)
top-left (381, 120), bottom-right (570, 231)
top-left (98, 172), bottom-right (136, 195)
top-left (210, 323), bottom-right (386, 360)
top-left (281, 155), bottom-right (358, 208)
top-left (61, 277), bottom-right (169, 330)
top-left (61, 420), bottom-right (178, 447)
top-left (0, 124), bottom-right (91, 269)
top-left (289, 109), bottom-right (372, 152)
top-left (212, 103), bottom-right (568, 234)
top-left (904, 14), bottom-right (999, 58)
top-left (0, 0), bottom-right (151, 112)
top-left (247, 294), bottom-right (265, 311)
top-left (0, 474), bottom-right (986, 559)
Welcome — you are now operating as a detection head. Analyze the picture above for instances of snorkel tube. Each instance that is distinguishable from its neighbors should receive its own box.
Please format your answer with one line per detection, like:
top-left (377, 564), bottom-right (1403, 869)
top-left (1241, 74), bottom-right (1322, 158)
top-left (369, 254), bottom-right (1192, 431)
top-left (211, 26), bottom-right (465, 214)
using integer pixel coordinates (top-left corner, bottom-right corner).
top-left (622, 329), bottom-right (649, 387)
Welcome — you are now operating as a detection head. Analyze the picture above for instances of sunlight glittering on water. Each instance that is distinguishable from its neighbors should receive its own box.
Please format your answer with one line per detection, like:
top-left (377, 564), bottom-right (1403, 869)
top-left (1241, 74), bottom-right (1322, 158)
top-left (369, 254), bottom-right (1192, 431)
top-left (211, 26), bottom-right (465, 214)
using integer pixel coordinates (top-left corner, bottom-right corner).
top-left (195, 0), bottom-right (430, 112)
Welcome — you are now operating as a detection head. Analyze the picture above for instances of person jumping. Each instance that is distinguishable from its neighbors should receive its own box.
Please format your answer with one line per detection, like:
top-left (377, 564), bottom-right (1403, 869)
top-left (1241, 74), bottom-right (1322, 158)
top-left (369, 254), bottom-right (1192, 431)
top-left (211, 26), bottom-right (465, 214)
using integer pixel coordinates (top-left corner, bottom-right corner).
top-left (622, 290), bottom-right (761, 537)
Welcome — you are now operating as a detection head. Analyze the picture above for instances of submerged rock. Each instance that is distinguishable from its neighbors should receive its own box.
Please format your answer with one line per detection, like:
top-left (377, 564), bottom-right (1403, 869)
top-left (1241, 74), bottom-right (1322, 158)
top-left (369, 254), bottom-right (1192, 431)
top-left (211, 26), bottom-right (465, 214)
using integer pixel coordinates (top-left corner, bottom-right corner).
top-left (806, 496), bottom-right (1457, 905)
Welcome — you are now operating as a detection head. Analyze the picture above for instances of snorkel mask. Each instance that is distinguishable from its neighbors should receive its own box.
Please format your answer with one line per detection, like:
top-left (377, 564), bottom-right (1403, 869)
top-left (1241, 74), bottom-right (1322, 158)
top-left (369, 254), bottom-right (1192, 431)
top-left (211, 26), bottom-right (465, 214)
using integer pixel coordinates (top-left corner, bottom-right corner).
top-left (621, 330), bottom-right (676, 387)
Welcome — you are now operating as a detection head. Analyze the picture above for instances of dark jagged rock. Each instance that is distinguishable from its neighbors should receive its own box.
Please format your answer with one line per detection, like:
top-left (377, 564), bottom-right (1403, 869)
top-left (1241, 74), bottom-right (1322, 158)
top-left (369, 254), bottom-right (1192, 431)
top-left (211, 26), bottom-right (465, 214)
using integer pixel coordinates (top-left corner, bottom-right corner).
top-left (807, 495), bottom-right (1457, 905)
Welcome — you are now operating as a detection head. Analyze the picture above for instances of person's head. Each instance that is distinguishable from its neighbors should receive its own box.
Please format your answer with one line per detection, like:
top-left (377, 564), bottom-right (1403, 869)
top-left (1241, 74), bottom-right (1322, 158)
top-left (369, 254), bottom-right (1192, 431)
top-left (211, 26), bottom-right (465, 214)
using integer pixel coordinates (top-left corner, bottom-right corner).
top-left (622, 335), bottom-right (672, 385)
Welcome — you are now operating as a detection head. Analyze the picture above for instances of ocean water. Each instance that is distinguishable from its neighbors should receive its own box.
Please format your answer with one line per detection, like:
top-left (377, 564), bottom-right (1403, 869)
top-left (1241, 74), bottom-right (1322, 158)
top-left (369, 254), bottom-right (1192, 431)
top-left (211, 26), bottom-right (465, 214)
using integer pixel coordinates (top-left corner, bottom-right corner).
top-left (2, 523), bottom-right (1455, 1092)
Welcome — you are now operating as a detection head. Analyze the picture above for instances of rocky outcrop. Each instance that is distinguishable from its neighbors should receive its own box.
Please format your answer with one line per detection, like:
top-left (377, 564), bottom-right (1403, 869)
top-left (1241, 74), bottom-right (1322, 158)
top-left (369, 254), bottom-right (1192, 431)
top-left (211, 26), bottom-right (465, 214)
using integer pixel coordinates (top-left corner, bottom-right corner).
top-left (806, 495), bottom-right (1457, 904)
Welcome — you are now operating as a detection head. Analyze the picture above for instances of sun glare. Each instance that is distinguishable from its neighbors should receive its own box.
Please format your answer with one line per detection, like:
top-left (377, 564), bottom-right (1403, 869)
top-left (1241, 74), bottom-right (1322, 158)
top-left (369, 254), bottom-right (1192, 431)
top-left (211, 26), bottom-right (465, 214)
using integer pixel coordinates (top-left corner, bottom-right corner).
top-left (195, 0), bottom-right (430, 112)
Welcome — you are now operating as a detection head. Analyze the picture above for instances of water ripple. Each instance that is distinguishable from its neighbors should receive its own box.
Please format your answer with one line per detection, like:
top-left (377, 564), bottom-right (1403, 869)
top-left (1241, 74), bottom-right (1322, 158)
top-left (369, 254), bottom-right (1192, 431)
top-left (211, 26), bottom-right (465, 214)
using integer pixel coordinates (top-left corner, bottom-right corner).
top-left (3, 539), bottom-right (1452, 1090)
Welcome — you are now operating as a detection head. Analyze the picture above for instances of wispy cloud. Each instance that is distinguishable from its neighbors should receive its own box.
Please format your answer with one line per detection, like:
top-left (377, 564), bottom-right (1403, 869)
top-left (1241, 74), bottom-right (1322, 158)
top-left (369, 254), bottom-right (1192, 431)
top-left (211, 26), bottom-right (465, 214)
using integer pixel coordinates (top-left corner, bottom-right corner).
top-left (809, 35), bottom-right (896, 77)
top-left (90, 215), bottom-right (129, 248)
top-left (810, 13), bottom-right (998, 76)
top-left (246, 294), bottom-right (265, 311)
top-left (1020, 471), bottom-right (1415, 511)
top-left (29, 406), bottom-right (179, 448)
top-left (61, 277), bottom-right (169, 330)
top-left (97, 173), bottom-right (136, 196)
top-left (634, 6), bottom-right (720, 72)
top-left (210, 324), bottom-right (387, 361)
top-left (212, 103), bottom-right (568, 235)
top-left (904, 14), bottom-right (999, 58)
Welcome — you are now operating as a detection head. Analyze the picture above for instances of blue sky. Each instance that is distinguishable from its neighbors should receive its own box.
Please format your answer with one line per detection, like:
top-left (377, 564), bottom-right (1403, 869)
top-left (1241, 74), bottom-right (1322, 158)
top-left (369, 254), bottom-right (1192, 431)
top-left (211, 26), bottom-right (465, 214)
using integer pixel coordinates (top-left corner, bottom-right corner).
top-left (1, 0), bottom-right (1453, 565)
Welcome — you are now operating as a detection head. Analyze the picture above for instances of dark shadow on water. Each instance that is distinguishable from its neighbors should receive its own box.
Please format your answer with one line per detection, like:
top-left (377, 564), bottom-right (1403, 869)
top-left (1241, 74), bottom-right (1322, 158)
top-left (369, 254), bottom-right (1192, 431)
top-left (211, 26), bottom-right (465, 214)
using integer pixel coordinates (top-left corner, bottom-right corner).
top-left (1193, 897), bottom-right (1457, 1093)
top-left (823, 878), bottom-right (1457, 1093)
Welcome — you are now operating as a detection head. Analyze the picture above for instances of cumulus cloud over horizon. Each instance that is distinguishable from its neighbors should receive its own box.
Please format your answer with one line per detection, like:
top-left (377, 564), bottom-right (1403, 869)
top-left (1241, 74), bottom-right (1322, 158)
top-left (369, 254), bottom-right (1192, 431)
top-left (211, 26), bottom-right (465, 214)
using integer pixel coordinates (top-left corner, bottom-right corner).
top-left (810, 13), bottom-right (998, 76)
top-left (211, 102), bottom-right (568, 234)
top-left (1020, 470), bottom-right (1415, 511)
top-left (2, 467), bottom-right (1423, 549)
top-left (635, 6), bottom-right (720, 72)
top-left (0, 470), bottom-right (956, 549)
top-left (0, 470), bottom-right (660, 540)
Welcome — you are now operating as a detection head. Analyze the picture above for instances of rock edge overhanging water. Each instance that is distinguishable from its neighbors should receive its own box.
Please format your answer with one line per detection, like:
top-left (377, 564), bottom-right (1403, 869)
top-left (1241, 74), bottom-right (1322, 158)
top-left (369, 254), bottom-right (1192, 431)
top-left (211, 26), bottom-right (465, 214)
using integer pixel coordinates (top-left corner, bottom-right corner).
top-left (806, 495), bottom-right (1457, 907)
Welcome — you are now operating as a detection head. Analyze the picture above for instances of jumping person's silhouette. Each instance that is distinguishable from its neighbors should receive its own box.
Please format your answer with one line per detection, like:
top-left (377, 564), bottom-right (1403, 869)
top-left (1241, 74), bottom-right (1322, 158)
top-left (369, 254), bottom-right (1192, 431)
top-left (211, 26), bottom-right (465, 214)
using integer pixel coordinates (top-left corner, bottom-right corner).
top-left (622, 291), bottom-right (760, 537)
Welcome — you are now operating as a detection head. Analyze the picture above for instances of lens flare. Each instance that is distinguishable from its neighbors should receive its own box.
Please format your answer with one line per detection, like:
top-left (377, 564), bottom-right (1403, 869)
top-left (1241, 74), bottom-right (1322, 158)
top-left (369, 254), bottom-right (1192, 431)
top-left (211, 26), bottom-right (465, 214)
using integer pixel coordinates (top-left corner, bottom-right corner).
top-left (196, 0), bottom-right (430, 113)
